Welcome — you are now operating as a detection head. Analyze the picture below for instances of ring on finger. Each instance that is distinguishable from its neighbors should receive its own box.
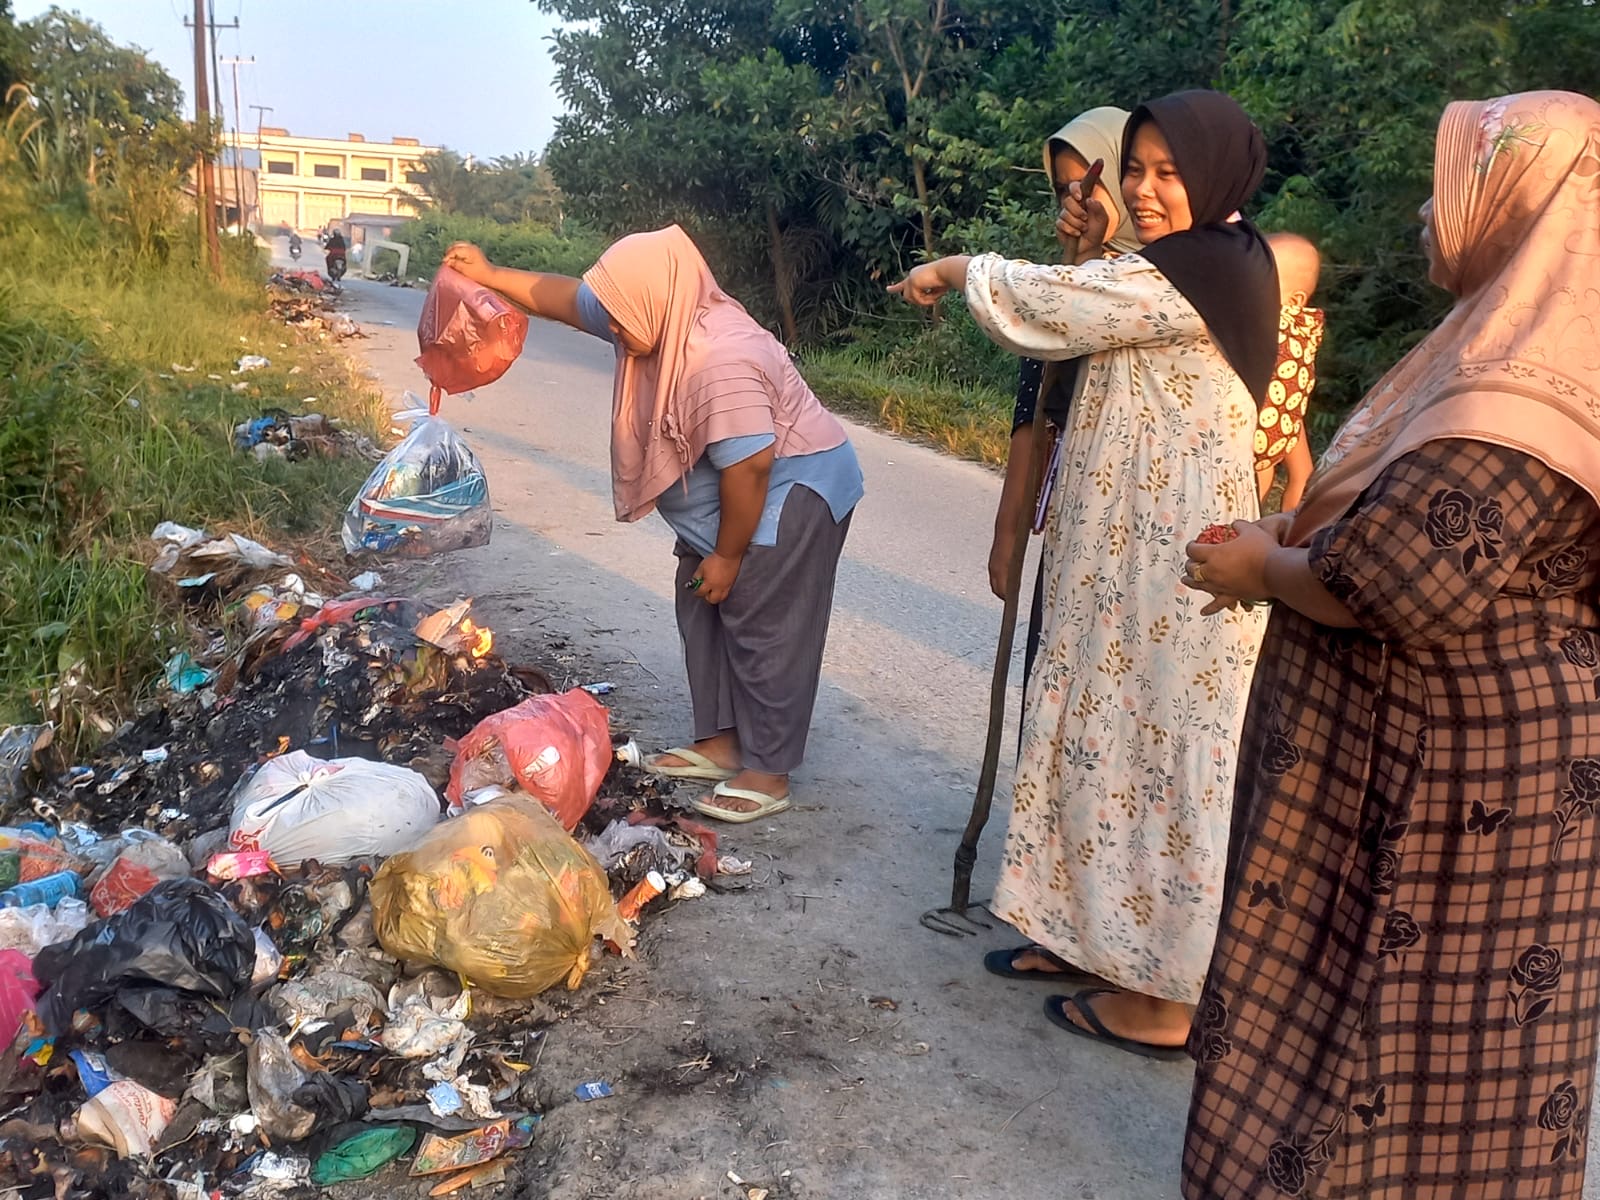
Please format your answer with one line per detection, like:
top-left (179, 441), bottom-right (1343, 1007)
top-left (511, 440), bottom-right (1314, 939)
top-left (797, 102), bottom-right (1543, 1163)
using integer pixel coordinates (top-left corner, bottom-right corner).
top-left (1192, 565), bottom-right (1206, 584)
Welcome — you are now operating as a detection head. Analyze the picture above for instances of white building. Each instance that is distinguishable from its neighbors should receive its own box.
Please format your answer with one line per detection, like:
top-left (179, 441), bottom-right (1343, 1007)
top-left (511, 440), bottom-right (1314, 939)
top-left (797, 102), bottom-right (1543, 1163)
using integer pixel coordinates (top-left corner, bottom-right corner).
top-left (255, 128), bottom-right (437, 232)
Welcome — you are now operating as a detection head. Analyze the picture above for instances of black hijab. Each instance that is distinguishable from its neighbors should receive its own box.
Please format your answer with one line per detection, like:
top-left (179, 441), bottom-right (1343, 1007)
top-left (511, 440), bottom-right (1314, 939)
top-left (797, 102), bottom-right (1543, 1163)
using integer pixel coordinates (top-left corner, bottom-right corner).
top-left (1123, 90), bottom-right (1279, 406)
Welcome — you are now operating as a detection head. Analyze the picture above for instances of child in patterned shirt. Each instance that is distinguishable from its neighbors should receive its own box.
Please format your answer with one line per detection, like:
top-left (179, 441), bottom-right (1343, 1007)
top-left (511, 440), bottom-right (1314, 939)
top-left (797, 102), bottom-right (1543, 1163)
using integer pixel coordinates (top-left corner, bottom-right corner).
top-left (1257, 232), bottom-right (1326, 511)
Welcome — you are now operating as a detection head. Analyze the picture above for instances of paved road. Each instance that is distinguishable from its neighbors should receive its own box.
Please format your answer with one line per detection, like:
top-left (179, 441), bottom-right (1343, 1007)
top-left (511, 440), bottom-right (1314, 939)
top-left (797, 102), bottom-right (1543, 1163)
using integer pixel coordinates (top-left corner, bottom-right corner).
top-left (306, 266), bottom-right (1600, 1200)
top-left (331, 271), bottom-right (1197, 1199)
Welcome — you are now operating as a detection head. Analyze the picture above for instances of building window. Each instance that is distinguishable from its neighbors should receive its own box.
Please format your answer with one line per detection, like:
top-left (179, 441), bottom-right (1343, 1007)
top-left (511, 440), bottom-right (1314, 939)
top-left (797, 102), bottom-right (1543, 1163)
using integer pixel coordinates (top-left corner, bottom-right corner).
top-left (313, 164), bottom-right (340, 179)
top-left (360, 167), bottom-right (387, 182)
top-left (405, 171), bottom-right (426, 185)
top-left (265, 159), bottom-right (293, 174)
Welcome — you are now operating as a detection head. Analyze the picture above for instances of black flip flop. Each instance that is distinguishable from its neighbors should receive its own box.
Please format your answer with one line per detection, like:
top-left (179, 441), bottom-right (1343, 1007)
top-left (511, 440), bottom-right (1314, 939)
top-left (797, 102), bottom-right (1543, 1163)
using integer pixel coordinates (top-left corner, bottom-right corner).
top-left (983, 944), bottom-right (1104, 986)
top-left (1043, 989), bottom-right (1190, 1062)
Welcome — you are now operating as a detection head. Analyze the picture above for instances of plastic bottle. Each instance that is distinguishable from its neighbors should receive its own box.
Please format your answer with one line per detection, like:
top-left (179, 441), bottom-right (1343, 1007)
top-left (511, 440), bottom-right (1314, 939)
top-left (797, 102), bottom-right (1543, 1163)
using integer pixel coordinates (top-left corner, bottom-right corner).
top-left (0, 870), bottom-right (83, 909)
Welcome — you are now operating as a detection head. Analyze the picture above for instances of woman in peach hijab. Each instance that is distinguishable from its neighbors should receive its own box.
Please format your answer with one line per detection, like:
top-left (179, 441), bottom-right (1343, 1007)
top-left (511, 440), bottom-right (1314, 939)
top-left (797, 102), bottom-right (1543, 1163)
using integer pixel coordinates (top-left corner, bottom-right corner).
top-left (1182, 91), bottom-right (1600, 1199)
top-left (444, 228), bottom-right (862, 822)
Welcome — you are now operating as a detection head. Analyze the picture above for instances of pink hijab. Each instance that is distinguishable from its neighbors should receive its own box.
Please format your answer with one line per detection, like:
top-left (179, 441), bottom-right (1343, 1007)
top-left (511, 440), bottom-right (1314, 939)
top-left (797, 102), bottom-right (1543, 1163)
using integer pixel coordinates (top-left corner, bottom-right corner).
top-left (1290, 91), bottom-right (1600, 545)
top-left (582, 225), bottom-right (845, 521)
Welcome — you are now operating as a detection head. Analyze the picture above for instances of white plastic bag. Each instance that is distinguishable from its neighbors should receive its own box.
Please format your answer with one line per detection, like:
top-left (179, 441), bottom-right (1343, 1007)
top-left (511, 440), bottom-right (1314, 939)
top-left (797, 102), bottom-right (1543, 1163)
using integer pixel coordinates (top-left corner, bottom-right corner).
top-left (227, 751), bottom-right (440, 867)
top-left (341, 414), bottom-right (490, 557)
top-left (0, 898), bottom-right (89, 956)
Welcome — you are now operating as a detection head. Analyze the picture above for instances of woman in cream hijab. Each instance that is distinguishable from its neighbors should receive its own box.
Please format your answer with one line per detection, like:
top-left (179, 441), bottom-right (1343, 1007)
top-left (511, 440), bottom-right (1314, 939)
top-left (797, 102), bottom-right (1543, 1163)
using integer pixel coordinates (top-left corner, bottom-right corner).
top-left (1183, 91), bottom-right (1600, 1199)
top-left (988, 107), bottom-right (1141, 607)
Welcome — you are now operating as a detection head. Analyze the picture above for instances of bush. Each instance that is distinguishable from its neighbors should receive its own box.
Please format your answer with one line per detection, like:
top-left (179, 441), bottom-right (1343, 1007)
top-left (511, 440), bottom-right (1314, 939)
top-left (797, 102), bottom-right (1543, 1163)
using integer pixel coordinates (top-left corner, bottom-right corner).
top-left (0, 196), bottom-right (384, 735)
top-left (801, 345), bottom-right (1012, 467)
top-left (394, 211), bottom-right (606, 280)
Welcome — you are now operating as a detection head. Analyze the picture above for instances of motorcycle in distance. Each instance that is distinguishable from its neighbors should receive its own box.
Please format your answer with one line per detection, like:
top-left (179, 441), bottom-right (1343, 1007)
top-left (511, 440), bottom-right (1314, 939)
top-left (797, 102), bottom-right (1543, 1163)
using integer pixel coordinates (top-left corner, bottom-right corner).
top-left (288, 232), bottom-right (302, 261)
top-left (324, 231), bottom-right (348, 284)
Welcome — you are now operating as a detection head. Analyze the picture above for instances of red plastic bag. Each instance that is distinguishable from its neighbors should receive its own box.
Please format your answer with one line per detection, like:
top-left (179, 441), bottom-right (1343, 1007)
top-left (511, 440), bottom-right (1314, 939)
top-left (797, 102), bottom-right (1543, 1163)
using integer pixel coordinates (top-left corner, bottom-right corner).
top-left (445, 690), bottom-right (612, 830)
top-left (415, 265), bottom-right (529, 413)
top-left (0, 949), bottom-right (38, 1045)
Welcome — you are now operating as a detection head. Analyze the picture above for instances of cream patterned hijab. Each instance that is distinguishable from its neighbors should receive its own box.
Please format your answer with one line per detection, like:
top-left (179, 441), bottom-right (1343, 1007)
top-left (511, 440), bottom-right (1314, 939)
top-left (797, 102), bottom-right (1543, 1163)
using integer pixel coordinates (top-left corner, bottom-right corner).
top-left (1044, 106), bottom-right (1143, 256)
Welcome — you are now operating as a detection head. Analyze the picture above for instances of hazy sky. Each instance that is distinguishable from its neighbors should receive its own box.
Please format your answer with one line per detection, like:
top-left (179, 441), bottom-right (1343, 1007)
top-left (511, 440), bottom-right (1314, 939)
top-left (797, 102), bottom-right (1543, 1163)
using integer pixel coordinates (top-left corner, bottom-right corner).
top-left (15, 0), bottom-right (566, 158)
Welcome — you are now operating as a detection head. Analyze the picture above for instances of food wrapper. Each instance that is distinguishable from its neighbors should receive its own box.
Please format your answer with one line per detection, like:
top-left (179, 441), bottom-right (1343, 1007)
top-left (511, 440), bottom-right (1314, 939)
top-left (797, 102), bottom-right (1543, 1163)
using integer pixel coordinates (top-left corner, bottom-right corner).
top-left (371, 799), bottom-right (632, 998)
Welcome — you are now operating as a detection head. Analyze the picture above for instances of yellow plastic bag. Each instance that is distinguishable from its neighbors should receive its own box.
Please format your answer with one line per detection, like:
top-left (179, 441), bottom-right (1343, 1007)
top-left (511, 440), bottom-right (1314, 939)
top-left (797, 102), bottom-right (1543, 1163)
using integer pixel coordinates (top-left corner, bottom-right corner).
top-left (370, 799), bottom-right (632, 998)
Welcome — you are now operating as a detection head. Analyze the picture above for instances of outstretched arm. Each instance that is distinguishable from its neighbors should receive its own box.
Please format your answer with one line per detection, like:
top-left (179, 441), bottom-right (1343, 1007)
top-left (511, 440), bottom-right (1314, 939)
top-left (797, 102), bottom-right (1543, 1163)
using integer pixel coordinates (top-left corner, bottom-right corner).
top-left (441, 242), bottom-right (583, 331)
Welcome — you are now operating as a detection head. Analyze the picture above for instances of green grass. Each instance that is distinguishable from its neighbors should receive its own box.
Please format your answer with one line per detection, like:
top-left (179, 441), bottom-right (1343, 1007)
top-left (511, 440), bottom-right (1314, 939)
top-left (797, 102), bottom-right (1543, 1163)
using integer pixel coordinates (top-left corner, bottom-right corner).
top-left (801, 345), bottom-right (1013, 467)
top-left (0, 200), bottom-right (386, 738)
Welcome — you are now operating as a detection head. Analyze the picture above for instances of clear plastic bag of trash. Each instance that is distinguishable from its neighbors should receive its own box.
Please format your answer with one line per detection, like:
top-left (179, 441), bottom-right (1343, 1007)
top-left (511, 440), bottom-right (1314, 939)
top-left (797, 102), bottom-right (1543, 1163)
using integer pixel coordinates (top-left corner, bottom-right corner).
top-left (445, 690), bottom-right (612, 831)
top-left (247, 1027), bottom-right (367, 1141)
top-left (0, 896), bottom-right (89, 956)
top-left (415, 265), bottom-right (528, 411)
top-left (227, 750), bottom-right (441, 867)
top-left (341, 413), bottom-right (491, 558)
top-left (0, 724), bottom-right (52, 806)
top-left (370, 798), bottom-right (632, 998)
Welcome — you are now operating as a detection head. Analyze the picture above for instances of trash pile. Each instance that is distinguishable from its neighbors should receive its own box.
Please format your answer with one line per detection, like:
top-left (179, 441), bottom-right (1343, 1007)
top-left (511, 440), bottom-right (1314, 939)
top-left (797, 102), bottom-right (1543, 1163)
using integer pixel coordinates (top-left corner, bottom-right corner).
top-left (266, 273), bottom-right (364, 342)
top-left (233, 410), bottom-right (382, 464)
top-left (0, 521), bottom-right (740, 1198)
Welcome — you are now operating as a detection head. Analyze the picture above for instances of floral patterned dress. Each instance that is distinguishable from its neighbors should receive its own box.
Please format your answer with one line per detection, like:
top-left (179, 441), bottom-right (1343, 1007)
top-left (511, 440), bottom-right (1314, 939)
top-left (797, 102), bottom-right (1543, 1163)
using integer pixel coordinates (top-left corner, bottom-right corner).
top-left (1184, 439), bottom-right (1600, 1199)
top-left (964, 253), bottom-right (1269, 1004)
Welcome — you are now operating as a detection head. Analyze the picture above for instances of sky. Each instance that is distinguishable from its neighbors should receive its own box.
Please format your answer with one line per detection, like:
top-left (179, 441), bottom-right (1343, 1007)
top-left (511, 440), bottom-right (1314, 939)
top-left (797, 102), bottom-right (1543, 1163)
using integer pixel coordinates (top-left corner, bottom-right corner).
top-left (15, 0), bottom-right (567, 159)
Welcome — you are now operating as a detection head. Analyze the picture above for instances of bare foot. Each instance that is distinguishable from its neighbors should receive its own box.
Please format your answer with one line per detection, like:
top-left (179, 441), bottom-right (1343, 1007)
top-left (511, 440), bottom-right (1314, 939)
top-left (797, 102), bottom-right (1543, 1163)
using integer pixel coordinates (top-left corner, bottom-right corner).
top-left (1058, 990), bottom-right (1192, 1048)
top-left (698, 768), bottom-right (789, 814)
top-left (651, 732), bottom-right (740, 773)
top-left (1011, 949), bottom-right (1073, 974)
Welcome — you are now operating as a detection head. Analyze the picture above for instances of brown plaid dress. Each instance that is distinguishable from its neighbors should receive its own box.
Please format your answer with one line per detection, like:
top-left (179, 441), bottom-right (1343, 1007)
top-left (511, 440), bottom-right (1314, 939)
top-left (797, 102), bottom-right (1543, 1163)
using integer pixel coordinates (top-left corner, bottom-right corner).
top-left (1184, 439), bottom-right (1600, 1199)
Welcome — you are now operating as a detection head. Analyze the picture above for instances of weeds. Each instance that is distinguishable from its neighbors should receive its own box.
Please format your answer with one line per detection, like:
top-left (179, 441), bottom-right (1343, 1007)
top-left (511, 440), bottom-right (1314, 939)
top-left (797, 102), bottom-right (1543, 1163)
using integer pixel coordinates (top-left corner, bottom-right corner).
top-left (800, 345), bottom-right (1012, 467)
top-left (0, 201), bottom-right (384, 737)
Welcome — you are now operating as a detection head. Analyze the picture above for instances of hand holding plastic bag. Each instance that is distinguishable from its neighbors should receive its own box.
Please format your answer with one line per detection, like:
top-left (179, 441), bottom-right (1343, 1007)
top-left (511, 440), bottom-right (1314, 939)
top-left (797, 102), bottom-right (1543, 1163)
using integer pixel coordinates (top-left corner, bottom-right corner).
top-left (416, 265), bottom-right (528, 412)
top-left (341, 414), bottom-right (491, 558)
top-left (370, 798), bottom-right (631, 998)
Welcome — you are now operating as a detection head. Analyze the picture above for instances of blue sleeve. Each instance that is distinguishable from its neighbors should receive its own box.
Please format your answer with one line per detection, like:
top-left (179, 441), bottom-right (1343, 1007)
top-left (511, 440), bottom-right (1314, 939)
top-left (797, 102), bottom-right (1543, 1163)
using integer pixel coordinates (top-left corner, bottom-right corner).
top-left (574, 282), bottom-right (617, 343)
top-left (705, 433), bottom-right (776, 470)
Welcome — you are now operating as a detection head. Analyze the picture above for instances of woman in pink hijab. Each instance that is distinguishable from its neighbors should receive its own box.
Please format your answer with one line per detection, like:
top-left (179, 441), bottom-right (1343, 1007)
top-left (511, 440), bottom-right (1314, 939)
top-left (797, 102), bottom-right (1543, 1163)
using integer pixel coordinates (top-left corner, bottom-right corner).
top-left (1181, 91), bottom-right (1600, 1199)
top-left (443, 228), bottom-right (862, 822)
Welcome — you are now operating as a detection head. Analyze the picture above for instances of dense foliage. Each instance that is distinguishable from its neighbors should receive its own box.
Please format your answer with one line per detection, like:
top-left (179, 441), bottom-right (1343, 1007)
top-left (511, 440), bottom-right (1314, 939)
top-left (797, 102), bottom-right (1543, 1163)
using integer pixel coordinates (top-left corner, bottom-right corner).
top-left (534, 0), bottom-right (1599, 428)
top-left (0, 7), bottom-right (381, 733)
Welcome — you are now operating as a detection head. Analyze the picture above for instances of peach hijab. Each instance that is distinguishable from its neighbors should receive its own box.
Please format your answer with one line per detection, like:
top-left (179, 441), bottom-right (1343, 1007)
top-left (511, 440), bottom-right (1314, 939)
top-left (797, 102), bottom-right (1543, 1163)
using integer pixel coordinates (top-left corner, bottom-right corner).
top-left (1289, 91), bottom-right (1600, 545)
top-left (582, 225), bottom-right (844, 522)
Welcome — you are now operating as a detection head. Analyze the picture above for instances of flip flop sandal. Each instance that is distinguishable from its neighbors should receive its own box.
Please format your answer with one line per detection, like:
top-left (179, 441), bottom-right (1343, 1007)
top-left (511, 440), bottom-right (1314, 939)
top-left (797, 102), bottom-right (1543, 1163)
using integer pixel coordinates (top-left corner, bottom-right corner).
top-left (692, 782), bottom-right (792, 824)
top-left (1043, 990), bottom-right (1190, 1062)
top-left (642, 747), bottom-right (737, 782)
top-left (983, 944), bottom-right (1106, 986)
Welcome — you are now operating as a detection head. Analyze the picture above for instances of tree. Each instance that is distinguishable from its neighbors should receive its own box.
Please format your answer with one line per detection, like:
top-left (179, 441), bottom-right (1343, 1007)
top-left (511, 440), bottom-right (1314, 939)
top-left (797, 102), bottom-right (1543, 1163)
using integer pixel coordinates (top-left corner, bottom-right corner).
top-left (532, 0), bottom-right (1600, 424)
top-left (19, 7), bottom-right (185, 186)
top-left (0, 1), bottom-right (25, 98)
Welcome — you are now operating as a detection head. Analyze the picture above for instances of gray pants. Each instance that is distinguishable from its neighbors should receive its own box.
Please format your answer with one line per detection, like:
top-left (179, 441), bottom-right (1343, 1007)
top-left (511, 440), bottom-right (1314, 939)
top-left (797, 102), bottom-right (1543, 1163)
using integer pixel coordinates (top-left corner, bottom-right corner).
top-left (673, 486), bottom-right (852, 775)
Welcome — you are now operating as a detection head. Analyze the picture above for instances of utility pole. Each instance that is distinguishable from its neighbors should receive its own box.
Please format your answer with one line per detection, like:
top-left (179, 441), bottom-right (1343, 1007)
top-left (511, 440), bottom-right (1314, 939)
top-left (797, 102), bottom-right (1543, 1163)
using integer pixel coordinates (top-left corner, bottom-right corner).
top-left (187, 0), bottom-right (223, 276)
top-left (222, 56), bottom-right (254, 231)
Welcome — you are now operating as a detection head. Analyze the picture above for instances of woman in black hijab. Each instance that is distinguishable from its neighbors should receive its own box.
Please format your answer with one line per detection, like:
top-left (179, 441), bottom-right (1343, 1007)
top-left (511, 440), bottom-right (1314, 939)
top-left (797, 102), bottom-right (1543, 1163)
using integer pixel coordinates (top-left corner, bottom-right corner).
top-left (892, 90), bottom-right (1280, 1057)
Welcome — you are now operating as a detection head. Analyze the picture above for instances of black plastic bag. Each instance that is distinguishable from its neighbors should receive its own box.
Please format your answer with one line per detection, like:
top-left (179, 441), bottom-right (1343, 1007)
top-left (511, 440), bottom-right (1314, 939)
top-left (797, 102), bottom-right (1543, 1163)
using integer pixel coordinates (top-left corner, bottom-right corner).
top-left (33, 878), bottom-right (254, 1035)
